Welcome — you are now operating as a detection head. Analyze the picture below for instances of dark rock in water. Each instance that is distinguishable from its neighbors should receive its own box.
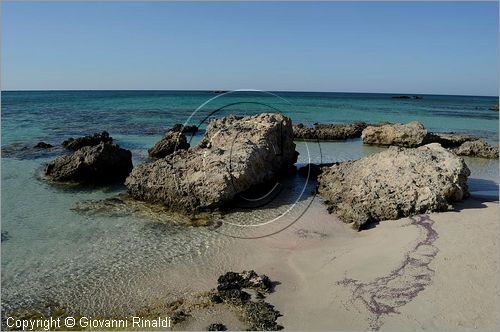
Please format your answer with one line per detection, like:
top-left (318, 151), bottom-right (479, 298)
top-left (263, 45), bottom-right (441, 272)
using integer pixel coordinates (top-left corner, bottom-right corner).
top-left (126, 113), bottom-right (297, 212)
top-left (148, 129), bottom-right (190, 159)
top-left (1, 231), bottom-right (9, 242)
top-left (293, 122), bottom-right (367, 140)
top-left (452, 140), bottom-right (499, 159)
top-left (241, 301), bottom-right (283, 331)
top-left (62, 131), bottom-right (112, 150)
top-left (2, 142), bottom-right (63, 160)
top-left (34, 142), bottom-right (53, 149)
top-left (44, 142), bottom-right (133, 184)
top-left (207, 323), bottom-right (227, 331)
top-left (318, 144), bottom-right (470, 230)
top-left (391, 95), bottom-right (412, 99)
top-left (489, 103), bottom-right (499, 112)
top-left (170, 123), bottom-right (199, 134)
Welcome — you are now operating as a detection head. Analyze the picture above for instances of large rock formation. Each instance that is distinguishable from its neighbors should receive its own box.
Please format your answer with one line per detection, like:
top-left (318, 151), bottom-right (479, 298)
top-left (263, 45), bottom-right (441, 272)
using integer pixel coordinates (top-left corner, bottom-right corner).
top-left (45, 142), bottom-right (133, 183)
top-left (361, 121), bottom-right (428, 147)
top-left (62, 131), bottom-right (113, 150)
top-left (452, 140), bottom-right (499, 159)
top-left (126, 113), bottom-right (297, 211)
top-left (317, 143), bottom-right (470, 230)
top-left (148, 129), bottom-right (190, 159)
top-left (293, 122), bottom-right (367, 140)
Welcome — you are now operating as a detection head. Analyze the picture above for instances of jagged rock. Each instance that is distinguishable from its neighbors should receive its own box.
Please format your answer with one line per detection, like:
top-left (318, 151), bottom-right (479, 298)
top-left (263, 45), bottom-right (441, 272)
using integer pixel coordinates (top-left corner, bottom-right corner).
top-left (452, 140), bottom-right (499, 159)
top-left (217, 270), bottom-right (273, 293)
top-left (317, 143), bottom-right (470, 230)
top-left (170, 123), bottom-right (199, 134)
top-left (361, 121), bottom-right (428, 147)
top-left (148, 130), bottom-right (190, 159)
top-left (425, 132), bottom-right (479, 148)
top-left (44, 142), bottom-right (133, 184)
top-left (34, 142), bottom-right (53, 149)
top-left (293, 122), bottom-right (367, 140)
top-left (241, 301), bottom-right (283, 331)
top-left (126, 113), bottom-right (297, 212)
top-left (62, 131), bottom-right (112, 150)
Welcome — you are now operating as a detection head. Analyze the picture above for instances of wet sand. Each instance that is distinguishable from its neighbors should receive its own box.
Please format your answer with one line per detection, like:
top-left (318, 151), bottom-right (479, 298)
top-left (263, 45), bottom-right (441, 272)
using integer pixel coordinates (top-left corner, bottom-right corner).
top-left (216, 196), bottom-right (499, 330)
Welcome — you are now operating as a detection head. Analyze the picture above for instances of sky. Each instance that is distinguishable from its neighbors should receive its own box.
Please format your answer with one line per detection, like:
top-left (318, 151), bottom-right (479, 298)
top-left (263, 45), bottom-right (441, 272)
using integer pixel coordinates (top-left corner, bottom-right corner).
top-left (1, 2), bottom-right (498, 96)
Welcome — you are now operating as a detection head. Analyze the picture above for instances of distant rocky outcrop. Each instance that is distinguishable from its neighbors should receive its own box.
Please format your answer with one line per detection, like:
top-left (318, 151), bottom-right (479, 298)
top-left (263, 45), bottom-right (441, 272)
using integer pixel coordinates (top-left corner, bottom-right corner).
top-left (452, 140), bottom-right (499, 159)
top-left (391, 95), bottom-right (423, 100)
top-left (62, 131), bottom-right (112, 150)
top-left (148, 129), bottom-right (190, 159)
top-left (45, 142), bottom-right (133, 184)
top-left (293, 122), bottom-right (368, 140)
top-left (317, 143), bottom-right (470, 230)
top-left (126, 113), bottom-right (297, 212)
top-left (361, 121), bottom-right (428, 148)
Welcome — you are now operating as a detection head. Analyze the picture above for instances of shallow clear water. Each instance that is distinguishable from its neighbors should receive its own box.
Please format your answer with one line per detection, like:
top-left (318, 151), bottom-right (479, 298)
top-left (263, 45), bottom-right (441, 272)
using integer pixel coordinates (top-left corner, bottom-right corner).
top-left (1, 90), bottom-right (498, 315)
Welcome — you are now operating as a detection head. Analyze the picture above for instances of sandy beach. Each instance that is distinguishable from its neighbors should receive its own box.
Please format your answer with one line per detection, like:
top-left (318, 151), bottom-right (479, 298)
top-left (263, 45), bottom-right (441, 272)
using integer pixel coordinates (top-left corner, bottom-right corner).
top-left (206, 196), bottom-right (500, 330)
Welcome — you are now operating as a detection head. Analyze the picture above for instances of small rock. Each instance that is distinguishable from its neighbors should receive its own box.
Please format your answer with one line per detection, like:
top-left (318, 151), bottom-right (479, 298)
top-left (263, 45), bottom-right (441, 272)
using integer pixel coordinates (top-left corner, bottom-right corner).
top-left (207, 323), bottom-right (227, 331)
top-left (45, 142), bottom-right (133, 184)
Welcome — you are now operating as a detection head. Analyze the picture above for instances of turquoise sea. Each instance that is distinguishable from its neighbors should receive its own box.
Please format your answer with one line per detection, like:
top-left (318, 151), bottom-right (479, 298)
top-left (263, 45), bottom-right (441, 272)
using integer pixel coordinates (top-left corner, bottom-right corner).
top-left (1, 90), bottom-right (499, 316)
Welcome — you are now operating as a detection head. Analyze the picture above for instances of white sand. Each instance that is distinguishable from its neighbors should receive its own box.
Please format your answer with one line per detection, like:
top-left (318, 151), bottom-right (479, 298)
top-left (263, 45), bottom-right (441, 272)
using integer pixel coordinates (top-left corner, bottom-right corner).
top-left (217, 197), bottom-right (499, 330)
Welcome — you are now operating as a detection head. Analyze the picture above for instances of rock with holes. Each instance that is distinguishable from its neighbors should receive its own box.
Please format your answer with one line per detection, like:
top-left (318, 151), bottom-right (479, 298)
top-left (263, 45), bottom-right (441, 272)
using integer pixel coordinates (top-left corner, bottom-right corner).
top-left (126, 113), bottom-right (297, 211)
top-left (44, 142), bottom-right (133, 184)
top-left (318, 143), bottom-right (470, 230)
top-left (452, 140), bottom-right (499, 159)
top-left (361, 121), bottom-right (428, 147)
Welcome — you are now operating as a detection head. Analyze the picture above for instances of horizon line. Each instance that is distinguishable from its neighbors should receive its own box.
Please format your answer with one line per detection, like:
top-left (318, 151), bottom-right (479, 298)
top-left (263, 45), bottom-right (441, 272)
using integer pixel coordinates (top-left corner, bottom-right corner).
top-left (1, 89), bottom-right (498, 98)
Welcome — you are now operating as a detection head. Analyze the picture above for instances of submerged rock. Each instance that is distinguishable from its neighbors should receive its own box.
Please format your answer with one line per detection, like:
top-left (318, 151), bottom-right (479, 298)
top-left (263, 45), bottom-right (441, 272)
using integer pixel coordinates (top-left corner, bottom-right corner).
top-left (34, 142), bottom-right (53, 149)
top-left (317, 143), bottom-right (470, 230)
top-left (361, 121), bottom-right (428, 147)
top-left (452, 140), bottom-right (499, 159)
top-left (293, 122), bottom-right (367, 140)
top-left (126, 113), bottom-right (297, 212)
top-left (148, 129), bottom-right (190, 159)
top-left (62, 131), bottom-right (112, 150)
top-left (44, 142), bottom-right (133, 184)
